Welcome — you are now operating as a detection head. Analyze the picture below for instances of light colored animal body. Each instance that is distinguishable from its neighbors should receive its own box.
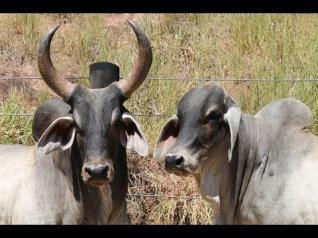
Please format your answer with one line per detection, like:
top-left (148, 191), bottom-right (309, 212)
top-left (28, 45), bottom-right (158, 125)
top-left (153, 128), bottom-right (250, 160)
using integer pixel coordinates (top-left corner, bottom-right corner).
top-left (0, 20), bottom-right (152, 224)
top-left (0, 145), bottom-right (113, 224)
top-left (154, 83), bottom-right (318, 224)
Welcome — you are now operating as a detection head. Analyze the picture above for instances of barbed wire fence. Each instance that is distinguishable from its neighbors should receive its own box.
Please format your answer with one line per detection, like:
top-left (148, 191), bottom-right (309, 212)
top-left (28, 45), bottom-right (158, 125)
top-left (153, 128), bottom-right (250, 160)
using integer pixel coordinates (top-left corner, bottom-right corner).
top-left (1, 76), bottom-right (318, 203)
top-left (3, 76), bottom-right (318, 82)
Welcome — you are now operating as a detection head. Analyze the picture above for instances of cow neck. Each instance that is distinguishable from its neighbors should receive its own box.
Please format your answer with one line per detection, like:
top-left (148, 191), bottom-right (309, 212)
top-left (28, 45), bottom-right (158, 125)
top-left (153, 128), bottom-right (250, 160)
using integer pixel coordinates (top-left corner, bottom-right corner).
top-left (219, 114), bottom-right (260, 224)
top-left (71, 137), bottom-right (127, 223)
top-left (34, 142), bottom-right (84, 201)
top-left (107, 143), bottom-right (128, 221)
top-left (70, 139), bottom-right (84, 201)
top-left (34, 141), bottom-right (109, 223)
top-left (69, 139), bottom-right (111, 223)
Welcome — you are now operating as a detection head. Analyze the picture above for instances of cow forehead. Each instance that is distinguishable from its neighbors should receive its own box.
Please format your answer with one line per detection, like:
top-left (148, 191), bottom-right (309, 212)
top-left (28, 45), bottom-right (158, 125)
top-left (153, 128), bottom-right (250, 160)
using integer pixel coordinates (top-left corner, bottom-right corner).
top-left (68, 86), bottom-right (124, 134)
top-left (70, 86), bottom-right (121, 112)
top-left (177, 84), bottom-right (226, 117)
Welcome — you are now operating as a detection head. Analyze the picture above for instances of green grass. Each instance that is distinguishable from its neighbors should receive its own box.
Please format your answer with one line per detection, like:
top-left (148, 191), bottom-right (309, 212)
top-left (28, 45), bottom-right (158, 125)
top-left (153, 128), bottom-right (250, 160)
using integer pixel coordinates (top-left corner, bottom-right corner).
top-left (0, 90), bottom-right (33, 145)
top-left (2, 13), bottom-right (318, 224)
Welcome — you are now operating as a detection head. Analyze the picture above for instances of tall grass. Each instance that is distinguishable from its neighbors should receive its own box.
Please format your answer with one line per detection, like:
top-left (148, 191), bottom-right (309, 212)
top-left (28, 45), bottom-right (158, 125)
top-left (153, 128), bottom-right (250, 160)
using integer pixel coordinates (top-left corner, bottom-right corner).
top-left (1, 13), bottom-right (318, 224)
top-left (0, 89), bottom-right (33, 145)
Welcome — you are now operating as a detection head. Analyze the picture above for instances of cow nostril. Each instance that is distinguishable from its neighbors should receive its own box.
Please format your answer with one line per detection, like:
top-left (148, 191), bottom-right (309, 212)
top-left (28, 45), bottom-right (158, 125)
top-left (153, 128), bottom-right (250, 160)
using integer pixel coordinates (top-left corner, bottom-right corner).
top-left (102, 166), bottom-right (109, 176)
top-left (165, 155), bottom-right (184, 167)
top-left (175, 156), bottom-right (184, 166)
top-left (85, 167), bottom-right (93, 176)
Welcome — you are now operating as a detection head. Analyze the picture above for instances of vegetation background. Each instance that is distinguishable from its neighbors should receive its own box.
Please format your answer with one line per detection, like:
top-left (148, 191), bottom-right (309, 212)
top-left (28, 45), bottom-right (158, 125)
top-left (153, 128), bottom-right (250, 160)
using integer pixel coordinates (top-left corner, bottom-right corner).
top-left (1, 13), bottom-right (318, 224)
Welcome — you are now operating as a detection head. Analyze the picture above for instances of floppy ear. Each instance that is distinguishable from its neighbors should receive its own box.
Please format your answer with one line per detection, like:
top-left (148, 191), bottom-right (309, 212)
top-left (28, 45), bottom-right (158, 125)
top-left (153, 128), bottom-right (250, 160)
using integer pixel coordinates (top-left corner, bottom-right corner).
top-left (118, 112), bottom-right (148, 157)
top-left (36, 116), bottom-right (76, 158)
top-left (153, 115), bottom-right (179, 161)
top-left (223, 96), bottom-right (241, 162)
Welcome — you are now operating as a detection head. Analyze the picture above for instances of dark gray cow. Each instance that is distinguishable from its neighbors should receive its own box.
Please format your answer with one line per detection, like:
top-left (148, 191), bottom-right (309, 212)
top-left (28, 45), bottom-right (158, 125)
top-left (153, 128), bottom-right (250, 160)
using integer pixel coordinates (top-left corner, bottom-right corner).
top-left (0, 21), bottom-right (151, 224)
top-left (154, 83), bottom-right (318, 224)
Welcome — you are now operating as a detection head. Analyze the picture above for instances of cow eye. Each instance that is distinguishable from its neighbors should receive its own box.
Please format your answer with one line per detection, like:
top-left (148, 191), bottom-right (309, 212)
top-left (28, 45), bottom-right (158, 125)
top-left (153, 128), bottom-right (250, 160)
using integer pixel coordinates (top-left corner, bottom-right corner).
top-left (207, 111), bottom-right (223, 122)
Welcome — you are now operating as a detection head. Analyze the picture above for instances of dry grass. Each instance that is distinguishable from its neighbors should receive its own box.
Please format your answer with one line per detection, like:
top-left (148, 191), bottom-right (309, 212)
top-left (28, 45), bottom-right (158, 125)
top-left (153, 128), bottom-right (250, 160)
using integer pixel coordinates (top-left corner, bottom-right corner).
top-left (2, 13), bottom-right (318, 224)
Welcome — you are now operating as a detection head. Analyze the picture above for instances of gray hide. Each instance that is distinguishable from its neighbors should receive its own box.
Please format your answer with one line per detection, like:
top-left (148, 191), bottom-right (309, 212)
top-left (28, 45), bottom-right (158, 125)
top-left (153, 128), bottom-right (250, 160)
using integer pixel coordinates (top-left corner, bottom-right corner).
top-left (0, 21), bottom-right (151, 224)
top-left (0, 63), bottom-right (125, 224)
top-left (154, 83), bottom-right (318, 224)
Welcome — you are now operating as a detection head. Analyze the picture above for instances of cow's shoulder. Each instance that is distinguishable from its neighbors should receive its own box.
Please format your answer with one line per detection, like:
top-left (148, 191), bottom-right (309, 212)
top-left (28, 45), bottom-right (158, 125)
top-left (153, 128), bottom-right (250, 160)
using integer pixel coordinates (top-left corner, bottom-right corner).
top-left (254, 98), bottom-right (313, 130)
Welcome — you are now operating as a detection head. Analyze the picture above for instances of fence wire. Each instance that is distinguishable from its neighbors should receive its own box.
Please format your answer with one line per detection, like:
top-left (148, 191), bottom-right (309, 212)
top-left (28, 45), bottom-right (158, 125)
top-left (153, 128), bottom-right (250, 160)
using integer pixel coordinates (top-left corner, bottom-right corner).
top-left (2, 76), bottom-right (318, 119)
top-left (2, 76), bottom-right (318, 82)
top-left (126, 193), bottom-right (200, 200)
top-left (1, 76), bottom-right (318, 202)
top-left (0, 113), bottom-right (171, 117)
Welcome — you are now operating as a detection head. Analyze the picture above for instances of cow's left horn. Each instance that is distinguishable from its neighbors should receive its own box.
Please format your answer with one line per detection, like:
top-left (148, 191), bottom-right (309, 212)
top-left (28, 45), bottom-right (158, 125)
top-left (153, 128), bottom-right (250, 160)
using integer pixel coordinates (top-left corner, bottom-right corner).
top-left (116, 21), bottom-right (152, 98)
top-left (37, 24), bottom-right (76, 100)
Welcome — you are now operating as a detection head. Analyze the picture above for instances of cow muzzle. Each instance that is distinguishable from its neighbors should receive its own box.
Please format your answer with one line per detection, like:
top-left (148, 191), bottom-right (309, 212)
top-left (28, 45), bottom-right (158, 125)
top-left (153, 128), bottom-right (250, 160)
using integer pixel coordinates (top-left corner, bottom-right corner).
top-left (164, 148), bottom-right (201, 176)
top-left (164, 155), bottom-right (190, 176)
top-left (82, 161), bottom-right (114, 187)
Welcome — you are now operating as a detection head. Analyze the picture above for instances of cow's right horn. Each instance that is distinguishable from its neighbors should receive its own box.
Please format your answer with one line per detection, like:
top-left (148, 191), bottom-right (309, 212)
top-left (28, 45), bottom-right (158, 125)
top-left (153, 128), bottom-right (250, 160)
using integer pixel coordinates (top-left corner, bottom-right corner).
top-left (37, 24), bottom-right (76, 100)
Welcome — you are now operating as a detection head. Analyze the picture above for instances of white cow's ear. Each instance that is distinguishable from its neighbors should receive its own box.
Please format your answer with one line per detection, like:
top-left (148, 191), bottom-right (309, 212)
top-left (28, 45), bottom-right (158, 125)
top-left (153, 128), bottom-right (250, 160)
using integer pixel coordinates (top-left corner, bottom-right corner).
top-left (36, 116), bottom-right (76, 158)
top-left (153, 115), bottom-right (179, 161)
top-left (117, 112), bottom-right (148, 157)
top-left (224, 104), bottom-right (241, 162)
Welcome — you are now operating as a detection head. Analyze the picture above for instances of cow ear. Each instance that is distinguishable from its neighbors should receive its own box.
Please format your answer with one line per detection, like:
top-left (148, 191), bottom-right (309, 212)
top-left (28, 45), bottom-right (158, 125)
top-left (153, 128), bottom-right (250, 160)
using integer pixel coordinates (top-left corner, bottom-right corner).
top-left (153, 115), bottom-right (179, 161)
top-left (118, 112), bottom-right (148, 157)
top-left (224, 96), bottom-right (241, 162)
top-left (36, 116), bottom-right (76, 158)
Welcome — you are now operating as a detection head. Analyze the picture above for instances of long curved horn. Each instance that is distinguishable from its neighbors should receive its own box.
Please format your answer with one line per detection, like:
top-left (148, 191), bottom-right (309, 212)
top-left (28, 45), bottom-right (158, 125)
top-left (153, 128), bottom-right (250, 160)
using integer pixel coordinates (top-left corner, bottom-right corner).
top-left (116, 21), bottom-right (152, 98)
top-left (37, 24), bottom-right (76, 100)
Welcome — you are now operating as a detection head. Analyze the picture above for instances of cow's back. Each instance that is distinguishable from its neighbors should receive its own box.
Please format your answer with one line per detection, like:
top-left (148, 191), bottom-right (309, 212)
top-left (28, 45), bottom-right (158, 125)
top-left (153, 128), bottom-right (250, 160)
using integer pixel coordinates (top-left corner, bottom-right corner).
top-left (238, 99), bottom-right (318, 224)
